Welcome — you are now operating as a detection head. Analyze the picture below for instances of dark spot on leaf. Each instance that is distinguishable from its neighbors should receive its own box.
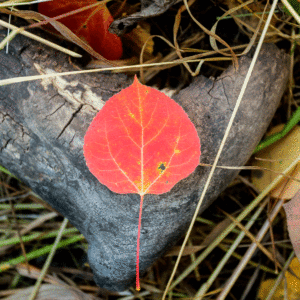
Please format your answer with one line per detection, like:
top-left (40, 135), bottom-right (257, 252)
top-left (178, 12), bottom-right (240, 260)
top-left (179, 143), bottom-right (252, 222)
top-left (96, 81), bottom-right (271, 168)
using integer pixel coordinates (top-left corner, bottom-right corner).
top-left (158, 163), bottom-right (166, 171)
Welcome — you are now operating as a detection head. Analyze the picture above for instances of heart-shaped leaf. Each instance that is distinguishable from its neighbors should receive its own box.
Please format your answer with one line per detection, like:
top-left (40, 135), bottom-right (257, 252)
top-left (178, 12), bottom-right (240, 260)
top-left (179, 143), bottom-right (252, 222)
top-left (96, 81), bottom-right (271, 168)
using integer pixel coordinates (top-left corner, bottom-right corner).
top-left (83, 76), bottom-right (201, 290)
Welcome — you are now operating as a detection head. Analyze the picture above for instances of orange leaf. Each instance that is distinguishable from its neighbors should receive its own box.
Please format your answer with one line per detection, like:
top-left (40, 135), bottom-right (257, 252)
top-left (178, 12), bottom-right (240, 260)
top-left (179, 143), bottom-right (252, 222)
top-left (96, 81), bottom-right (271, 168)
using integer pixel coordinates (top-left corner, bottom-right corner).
top-left (83, 76), bottom-right (201, 290)
top-left (38, 0), bottom-right (123, 60)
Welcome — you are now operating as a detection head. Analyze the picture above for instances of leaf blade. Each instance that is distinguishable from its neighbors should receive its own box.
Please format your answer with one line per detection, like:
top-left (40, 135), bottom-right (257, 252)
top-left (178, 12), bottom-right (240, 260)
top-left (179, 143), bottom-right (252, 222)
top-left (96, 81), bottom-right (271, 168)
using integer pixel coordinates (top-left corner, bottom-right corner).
top-left (38, 0), bottom-right (123, 60)
top-left (83, 76), bottom-right (201, 196)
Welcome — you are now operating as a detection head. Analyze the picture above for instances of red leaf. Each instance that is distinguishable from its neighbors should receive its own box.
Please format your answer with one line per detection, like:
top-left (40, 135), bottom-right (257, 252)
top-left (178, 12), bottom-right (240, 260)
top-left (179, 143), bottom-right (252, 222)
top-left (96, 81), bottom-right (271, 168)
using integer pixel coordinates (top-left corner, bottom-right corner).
top-left (83, 76), bottom-right (201, 290)
top-left (283, 189), bottom-right (300, 261)
top-left (38, 0), bottom-right (123, 60)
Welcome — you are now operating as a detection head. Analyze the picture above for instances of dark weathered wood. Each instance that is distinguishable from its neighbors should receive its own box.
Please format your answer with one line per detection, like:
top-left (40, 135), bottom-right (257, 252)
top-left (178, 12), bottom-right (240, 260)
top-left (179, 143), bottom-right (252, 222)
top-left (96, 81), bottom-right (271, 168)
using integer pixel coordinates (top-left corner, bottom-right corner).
top-left (109, 0), bottom-right (178, 35)
top-left (0, 30), bottom-right (289, 292)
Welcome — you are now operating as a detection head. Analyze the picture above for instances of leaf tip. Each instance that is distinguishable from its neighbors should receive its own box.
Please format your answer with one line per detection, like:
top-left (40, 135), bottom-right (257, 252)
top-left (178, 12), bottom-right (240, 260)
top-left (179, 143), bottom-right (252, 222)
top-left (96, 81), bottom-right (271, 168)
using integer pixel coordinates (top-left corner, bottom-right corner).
top-left (133, 74), bottom-right (140, 85)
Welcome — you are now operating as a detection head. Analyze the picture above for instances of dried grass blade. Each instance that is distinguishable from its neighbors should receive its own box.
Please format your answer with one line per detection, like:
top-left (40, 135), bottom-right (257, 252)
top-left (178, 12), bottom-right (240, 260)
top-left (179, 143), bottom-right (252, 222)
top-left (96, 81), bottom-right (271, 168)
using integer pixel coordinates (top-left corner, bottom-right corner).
top-left (0, 19), bottom-right (81, 57)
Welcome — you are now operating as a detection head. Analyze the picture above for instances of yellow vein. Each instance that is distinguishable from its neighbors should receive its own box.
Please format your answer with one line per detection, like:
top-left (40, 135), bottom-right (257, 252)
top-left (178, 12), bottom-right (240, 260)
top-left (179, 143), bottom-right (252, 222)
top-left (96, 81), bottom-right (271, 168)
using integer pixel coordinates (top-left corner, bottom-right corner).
top-left (104, 121), bottom-right (139, 193)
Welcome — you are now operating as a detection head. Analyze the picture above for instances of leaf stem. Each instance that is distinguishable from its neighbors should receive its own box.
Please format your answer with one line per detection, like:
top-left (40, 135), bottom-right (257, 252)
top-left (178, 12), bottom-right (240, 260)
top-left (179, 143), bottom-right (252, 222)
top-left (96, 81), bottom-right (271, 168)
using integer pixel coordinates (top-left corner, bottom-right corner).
top-left (136, 194), bottom-right (144, 291)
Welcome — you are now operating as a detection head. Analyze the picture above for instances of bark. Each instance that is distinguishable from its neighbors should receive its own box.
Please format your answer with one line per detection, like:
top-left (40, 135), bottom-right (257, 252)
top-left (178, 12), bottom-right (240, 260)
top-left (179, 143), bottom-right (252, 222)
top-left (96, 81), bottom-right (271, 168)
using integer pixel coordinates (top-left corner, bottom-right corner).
top-left (0, 28), bottom-right (289, 292)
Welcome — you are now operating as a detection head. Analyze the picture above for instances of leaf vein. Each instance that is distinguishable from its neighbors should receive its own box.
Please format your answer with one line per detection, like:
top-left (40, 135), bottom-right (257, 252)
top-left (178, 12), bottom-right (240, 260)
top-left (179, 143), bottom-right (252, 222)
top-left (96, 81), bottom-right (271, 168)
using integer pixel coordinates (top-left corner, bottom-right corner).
top-left (104, 121), bottom-right (139, 193)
